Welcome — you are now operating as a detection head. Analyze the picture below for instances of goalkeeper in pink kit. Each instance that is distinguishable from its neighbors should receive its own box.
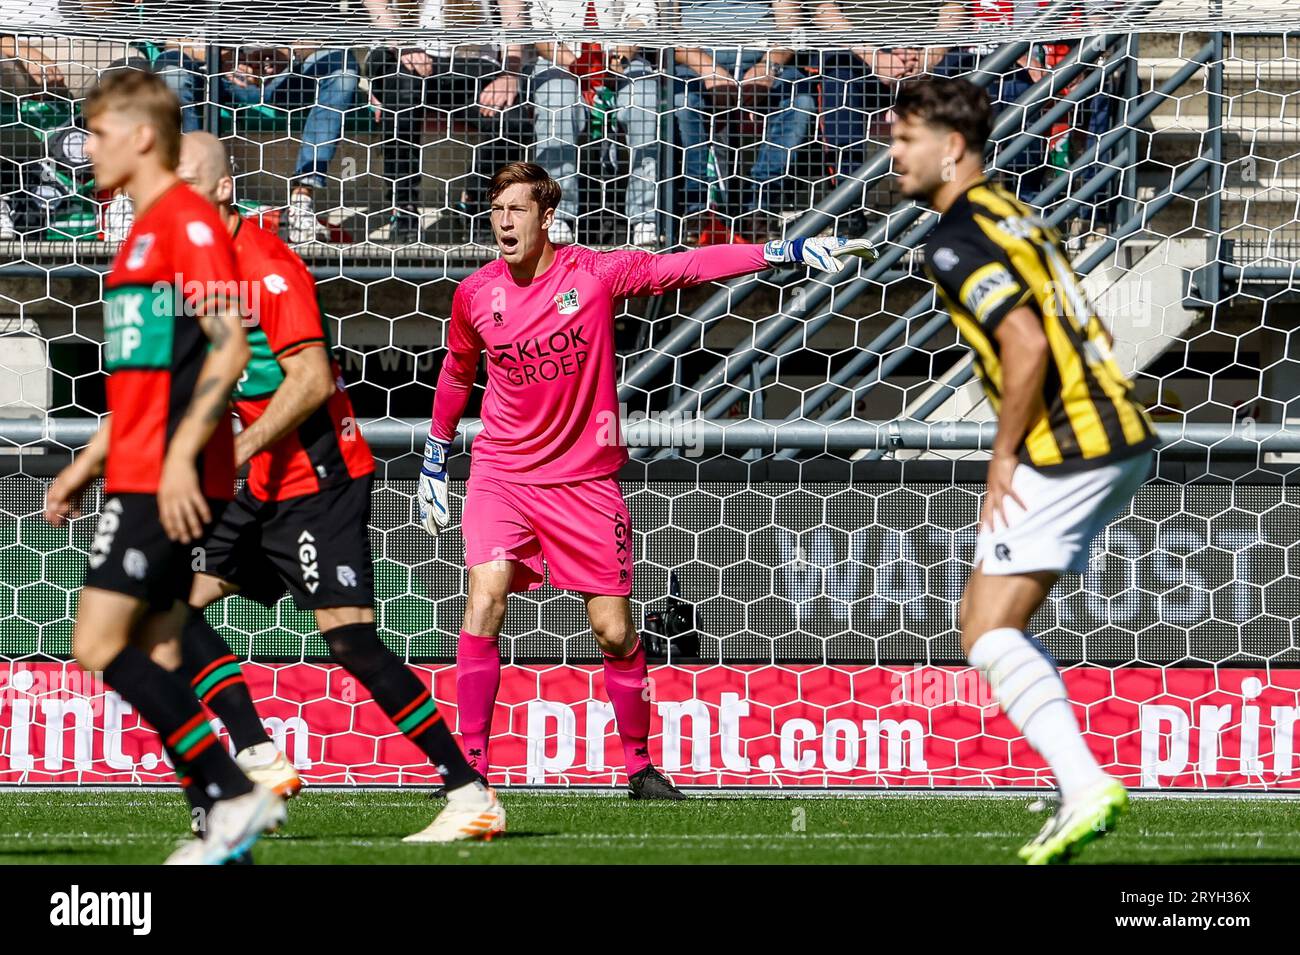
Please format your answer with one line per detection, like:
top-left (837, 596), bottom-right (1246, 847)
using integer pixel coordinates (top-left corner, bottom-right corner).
top-left (418, 162), bottom-right (873, 797)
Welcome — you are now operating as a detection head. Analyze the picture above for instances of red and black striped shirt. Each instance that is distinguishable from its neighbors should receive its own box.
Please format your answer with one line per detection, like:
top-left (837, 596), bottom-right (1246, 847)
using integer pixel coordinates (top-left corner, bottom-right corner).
top-left (103, 181), bottom-right (239, 499)
top-left (230, 218), bottom-right (374, 501)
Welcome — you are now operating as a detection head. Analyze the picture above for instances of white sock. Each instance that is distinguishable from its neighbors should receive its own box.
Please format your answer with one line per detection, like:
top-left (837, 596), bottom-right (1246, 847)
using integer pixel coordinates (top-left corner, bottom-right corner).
top-left (446, 779), bottom-right (491, 807)
top-left (968, 627), bottom-right (1107, 802)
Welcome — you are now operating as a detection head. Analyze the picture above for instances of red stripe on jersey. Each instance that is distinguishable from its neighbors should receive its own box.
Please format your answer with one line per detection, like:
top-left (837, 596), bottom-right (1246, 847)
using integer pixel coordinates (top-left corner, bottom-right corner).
top-left (231, 219), bottom-right (375, 502)
top-left (103, 371), bottom-right (168, 495)
top-left (103, 182), bottom-right (237, 499)
top-left (275, 339), bottom-right (325, 360)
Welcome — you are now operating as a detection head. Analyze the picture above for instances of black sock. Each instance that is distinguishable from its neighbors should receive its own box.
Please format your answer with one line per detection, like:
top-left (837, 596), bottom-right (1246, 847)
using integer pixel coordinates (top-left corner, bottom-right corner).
top-left (102, 644), bottom-right (254, 801)
top-left (179, 608), bottom-right (271, 752)
top-left (173, 758), bottom-right (215, 833)
top-left (323, 622), bottom-right (477, 789)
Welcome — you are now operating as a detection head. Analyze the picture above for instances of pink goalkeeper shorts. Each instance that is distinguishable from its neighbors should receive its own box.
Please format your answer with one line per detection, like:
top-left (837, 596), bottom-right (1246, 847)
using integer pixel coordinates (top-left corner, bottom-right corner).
top-left (462, 473), bottom-right (633, 595)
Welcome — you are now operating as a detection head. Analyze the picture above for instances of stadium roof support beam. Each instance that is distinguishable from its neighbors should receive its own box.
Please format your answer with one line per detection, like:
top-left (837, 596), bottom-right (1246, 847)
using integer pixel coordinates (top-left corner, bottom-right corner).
top-left (614, 35), bottom-right (1037, 406)
top-left (700, 40), bottom-right (1134, 425)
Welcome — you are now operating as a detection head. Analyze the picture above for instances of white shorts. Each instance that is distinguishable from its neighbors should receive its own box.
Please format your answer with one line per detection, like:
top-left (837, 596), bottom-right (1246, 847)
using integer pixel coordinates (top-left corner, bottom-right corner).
top-left (974, 451), bottom-right (1153, 576)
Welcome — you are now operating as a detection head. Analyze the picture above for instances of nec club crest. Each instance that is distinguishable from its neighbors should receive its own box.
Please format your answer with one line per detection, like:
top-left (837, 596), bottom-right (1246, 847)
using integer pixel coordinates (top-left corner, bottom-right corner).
top-left (125, 233), bottom-right (155, 270)
top-left (554, 288), bottom-right (580, 315)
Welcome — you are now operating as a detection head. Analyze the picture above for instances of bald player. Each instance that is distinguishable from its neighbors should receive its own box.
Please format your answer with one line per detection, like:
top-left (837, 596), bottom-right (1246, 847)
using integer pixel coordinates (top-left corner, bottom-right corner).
top-left (162, 132), bottom-right (505, 844)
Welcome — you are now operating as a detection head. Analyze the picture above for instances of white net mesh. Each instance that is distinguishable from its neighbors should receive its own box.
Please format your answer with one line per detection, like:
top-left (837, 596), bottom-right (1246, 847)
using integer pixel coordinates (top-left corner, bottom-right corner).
top-left (2, 14), bottom-right (1299, 787)
top-left (1, 0), bottom-right (1298, 46)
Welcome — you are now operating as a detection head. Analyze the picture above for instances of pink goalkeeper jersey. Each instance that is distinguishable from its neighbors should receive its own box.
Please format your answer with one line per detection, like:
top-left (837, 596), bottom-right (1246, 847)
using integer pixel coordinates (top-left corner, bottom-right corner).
top-left (431, 243), bottom-right (770, 484)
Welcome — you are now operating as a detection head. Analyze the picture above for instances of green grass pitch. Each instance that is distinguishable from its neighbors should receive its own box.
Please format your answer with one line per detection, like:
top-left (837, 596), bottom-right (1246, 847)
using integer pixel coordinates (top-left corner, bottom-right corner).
top-left (1, 790), bottom-right (1298, 865)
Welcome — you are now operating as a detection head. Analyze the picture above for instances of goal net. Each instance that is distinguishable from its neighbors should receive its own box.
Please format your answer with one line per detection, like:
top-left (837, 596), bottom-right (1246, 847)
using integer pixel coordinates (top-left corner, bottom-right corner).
top-left (1, 1), bottom-right (1299, 788)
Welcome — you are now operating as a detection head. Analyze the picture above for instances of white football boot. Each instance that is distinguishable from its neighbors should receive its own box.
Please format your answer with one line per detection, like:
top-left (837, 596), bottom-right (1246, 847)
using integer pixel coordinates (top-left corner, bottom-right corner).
top-left (402, 780), bottom-right (506, 844)
top-left (164, 784), bottom-right (286, 865)
top-left (236, 742), bottom-right (303, 799)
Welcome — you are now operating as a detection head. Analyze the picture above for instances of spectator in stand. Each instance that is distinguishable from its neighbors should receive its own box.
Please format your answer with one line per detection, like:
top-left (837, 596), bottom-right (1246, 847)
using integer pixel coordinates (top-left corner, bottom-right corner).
top-left (820, 0), bottom-right (1113, 209)
top-left (924, 0), bottom-right (1042, 199)
top-left (154, 41), bottom-right (360, 244)
top-left (1, 32), bottom-right (67, 237)
top-left (365, 0), bottom-right (531, 244)
top-left (811, 0), bottom-right (964, 236)
top-left (526, 0), bottom-right (661, 246)
top-left (673, 0), bottom-right (816, 245)
top-left (1, 1), bottom-right (139, 238)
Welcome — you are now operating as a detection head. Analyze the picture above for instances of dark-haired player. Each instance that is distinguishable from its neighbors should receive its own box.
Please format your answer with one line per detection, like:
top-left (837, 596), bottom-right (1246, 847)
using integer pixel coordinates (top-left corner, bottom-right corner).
top-left (42, 71), bottom-right (282, 865)
top-left (890, 76), bottom-right (1158, 864)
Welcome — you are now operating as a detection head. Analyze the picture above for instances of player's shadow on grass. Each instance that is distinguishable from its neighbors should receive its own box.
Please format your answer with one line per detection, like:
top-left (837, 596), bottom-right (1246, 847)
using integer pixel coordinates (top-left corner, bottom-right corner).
top-left (0, 846), bottom-right (119, 859)
top-left (267, 831), bottom-right (550, 841)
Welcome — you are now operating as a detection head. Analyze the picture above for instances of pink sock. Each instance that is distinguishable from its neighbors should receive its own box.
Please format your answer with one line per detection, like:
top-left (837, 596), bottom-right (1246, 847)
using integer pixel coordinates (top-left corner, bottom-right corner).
top-left (602, 637), bottom-right (652, 778)
top-left (456, 630), bottom-right (501, 778)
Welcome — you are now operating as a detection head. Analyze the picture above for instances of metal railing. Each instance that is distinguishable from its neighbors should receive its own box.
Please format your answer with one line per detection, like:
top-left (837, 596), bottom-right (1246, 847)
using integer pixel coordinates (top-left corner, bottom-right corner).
top-left (711, 32), bottom-right (1227, 463)
top-left (693, 34), bottom-right (1137, 430)
top-left (1, 417), bottom-right (1294, 457)
top-left (615, 37), bottom-right (1040, 407)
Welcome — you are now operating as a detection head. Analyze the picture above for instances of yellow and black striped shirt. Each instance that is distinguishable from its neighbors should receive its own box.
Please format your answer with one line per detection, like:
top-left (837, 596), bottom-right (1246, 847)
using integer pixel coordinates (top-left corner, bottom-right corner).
top-left (924, 179), bottom-right (1158, 471)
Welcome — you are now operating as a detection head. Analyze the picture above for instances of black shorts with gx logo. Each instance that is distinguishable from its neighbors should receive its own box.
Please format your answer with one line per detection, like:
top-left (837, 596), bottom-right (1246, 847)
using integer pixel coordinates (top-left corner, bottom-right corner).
top-left (198, 474), bottom-right (375, 610)
top-left (82, 493), bottom-right (224, 611)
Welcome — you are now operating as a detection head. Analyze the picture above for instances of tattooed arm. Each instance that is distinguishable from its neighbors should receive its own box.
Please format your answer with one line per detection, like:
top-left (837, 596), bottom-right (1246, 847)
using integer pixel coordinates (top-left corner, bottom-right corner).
top-left (157, 303), bottom-right (251, 543)
top-left (233, 344), bottom-right (335, 468)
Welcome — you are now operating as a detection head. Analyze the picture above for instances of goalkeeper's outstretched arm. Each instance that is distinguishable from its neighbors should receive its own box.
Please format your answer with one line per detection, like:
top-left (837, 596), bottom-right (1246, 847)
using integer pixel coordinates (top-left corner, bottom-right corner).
top-left (596, 237), bottom-right (877, 298)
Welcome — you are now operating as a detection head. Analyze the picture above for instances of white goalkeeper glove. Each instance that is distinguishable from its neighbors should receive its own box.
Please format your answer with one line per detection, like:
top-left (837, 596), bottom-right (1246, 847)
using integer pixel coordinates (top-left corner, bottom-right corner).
top-left (762, 236), bottom-right (877, 274)
top-left (417, 433), bottom-right (452, 535)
